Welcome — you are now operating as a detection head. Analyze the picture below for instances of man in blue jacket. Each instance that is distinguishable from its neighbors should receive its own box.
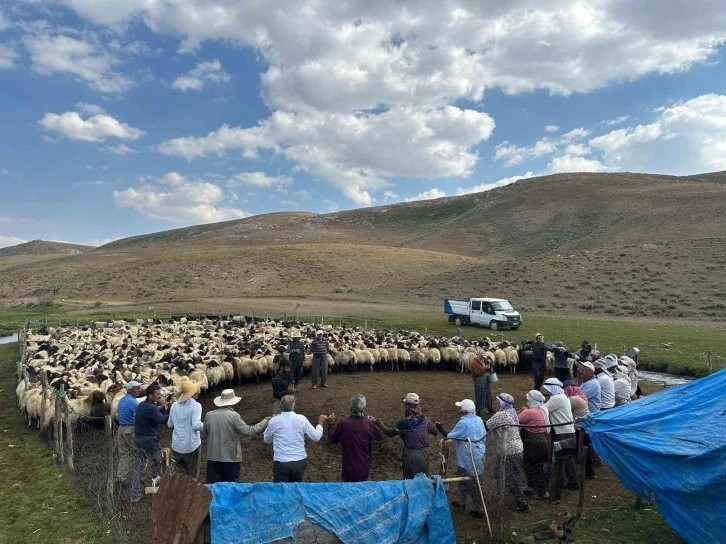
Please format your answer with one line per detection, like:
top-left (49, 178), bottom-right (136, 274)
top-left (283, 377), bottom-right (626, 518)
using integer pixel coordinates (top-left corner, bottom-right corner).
top-left (436, 399), bottom-right (487, 519)
top-left (130, 383), bottom-right (169, 502)
top-left (116, 380), bottom-right (142, 486)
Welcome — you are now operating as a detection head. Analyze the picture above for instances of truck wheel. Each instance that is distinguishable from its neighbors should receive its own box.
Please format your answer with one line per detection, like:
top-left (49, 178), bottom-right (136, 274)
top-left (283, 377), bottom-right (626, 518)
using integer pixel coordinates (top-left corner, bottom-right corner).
top-left (454, 317), bottom-right (463, 326)
top-left (489, 320), bottom-right (499, 331)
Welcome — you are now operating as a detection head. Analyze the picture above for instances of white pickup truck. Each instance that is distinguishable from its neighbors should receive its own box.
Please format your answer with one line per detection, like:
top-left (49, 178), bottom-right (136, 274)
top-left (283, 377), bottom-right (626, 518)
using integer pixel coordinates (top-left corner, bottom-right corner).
top-left (444, 297), bottom-right (522, 330)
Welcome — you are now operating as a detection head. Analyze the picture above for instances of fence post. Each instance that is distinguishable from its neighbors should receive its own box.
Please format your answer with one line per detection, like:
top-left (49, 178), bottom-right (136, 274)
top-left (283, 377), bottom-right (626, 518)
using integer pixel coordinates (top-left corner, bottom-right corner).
top-left (40, 373), bottom-right (48, 430)
top-left (106, 415), bottom-right (115, 507)
top-left (65, 397), bottom-right (74, 471)
top-left (55, 385), bottom-right (65, 465)
top-left (708, 350), bottom-right (713, 374)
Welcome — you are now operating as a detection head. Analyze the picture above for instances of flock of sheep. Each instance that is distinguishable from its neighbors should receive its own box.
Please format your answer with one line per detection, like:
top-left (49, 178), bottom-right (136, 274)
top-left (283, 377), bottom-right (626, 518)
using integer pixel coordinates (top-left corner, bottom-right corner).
top-left (16, 316), bottom-right (551, 432)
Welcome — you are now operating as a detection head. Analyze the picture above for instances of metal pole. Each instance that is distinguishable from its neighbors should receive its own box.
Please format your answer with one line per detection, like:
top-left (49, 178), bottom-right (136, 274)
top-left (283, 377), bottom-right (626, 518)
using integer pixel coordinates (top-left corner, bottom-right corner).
top-left (467, 438), bottom-right (492, 537)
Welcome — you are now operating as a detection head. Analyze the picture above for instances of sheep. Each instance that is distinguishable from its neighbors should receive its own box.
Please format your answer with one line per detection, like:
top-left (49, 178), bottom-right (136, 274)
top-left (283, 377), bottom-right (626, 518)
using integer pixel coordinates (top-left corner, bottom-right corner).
top-left (66, 390), bottom-right (109, 423)
top-left (493, 348), bottom-right (507, 370)
top-left (16, 380), bottom-right (26, 409)
top-left (428, 347), bottom-right (442, 367)
top-left (396, 348), bottom-right (410, 371)
top-left (221, 361), bottom-right (235, 384)
top-left (546, 351), bottom-right (555, 373)
top-left (505, 347), bottom-right (519, 374)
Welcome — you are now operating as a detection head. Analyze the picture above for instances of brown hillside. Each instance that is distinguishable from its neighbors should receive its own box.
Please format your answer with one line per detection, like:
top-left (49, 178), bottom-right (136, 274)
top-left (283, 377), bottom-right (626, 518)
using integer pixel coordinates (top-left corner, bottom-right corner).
top-left (0, 240), bottom-right (93, 257)
top-left (2, 172), bottom-right (726, 321)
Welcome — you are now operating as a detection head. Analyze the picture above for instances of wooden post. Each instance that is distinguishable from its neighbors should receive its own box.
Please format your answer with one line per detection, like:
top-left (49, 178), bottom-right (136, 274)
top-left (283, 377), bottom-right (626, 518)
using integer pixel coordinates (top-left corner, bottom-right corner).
top-left (106, 416), bottom-right (115, 505)
top-left (55, 385), bottom-right (65, 464)
top-left (708, 350), bottom-right (713, 374)
top-left (496, 428), bottom-right (508, 500)
top-left (576, 440), bottom-right (587, 519)
top-left (40, 373), bottom-right (48, 430)
top-left (65, 398), bottom-right (74, 471)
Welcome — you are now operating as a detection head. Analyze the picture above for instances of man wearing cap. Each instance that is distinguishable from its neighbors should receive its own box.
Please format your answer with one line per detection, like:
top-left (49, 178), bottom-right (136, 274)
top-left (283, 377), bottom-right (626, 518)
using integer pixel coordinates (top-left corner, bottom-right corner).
top-left (578, 362), bottom-right (601, 415)
top-left (327, 394), bottom-right (386, 482)
top-left (130, 383), bottom-right (170, 502)
top-left (168, 380), bottom-right (204, 478)
top-left (287, 331), bottom-right (306, 387)
top-left (435, 399), bottom-right (487, 519)
top-left (264, 395), bottom-right (328, 482)
top-left (116, 380), bottom-right (142, 486)
top-left (204, 389), bottom-right (271, 484)
top-left (594, 359), bottom-right (616, 410)
top-left (310, 331), bottom-right (329, 389)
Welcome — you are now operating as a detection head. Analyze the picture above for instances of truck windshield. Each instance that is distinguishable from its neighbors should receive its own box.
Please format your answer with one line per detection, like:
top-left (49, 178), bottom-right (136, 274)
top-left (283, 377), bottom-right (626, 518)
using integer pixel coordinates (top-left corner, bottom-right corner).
top-left (492, 301), bottom-right (514, 312)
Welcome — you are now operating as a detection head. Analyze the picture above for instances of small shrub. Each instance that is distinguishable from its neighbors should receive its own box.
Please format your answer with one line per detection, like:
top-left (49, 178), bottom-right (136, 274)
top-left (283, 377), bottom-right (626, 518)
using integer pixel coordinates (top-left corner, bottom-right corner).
top-left (93, 301), bottom-right (103, 307)
top-left (332, 287), bottom-right (344, 293)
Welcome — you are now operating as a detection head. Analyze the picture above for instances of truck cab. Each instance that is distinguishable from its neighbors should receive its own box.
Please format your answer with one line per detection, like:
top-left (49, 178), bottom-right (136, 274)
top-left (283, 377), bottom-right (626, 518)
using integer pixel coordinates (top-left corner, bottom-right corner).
top-left (444, 297), bottom-right (522, 330)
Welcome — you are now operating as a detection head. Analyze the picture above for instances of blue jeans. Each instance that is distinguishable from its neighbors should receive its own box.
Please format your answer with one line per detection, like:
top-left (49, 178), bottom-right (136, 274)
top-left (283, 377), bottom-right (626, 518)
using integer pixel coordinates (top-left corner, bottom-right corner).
top-left (130, 436), bottom-right (162, 500)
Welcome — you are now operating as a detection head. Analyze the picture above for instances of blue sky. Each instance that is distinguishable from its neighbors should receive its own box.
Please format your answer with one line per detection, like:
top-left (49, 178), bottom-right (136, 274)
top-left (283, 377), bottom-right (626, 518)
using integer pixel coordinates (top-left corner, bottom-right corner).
top-left (1, 1), bottom-right (725, 247)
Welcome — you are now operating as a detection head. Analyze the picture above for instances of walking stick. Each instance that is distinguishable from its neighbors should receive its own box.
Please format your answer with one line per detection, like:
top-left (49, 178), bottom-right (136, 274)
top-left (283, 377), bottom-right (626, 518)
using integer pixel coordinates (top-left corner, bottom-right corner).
top-left (467, 438), bottom-right (493, 537)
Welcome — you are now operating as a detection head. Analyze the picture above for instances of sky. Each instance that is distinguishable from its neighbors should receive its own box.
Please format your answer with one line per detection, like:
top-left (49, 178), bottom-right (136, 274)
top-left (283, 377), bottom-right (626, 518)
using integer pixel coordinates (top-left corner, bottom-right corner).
top-left (1, 1), bottom-right (725, 248)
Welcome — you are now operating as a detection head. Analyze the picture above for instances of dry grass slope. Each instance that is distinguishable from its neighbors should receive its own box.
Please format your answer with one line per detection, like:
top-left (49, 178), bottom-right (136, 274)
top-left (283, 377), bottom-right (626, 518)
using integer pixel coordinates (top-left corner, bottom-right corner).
top-left (2, 171), bottom-right (725, 321)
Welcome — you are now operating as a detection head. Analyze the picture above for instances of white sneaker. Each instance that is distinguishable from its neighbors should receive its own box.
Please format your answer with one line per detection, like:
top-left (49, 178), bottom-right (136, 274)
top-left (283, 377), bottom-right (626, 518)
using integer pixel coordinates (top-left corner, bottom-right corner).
top-left (151, 476), bottom-right (161, 488)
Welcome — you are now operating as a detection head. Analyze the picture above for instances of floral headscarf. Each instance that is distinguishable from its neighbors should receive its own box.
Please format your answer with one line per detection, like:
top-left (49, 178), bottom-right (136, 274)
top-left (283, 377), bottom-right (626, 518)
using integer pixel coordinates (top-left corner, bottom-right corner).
top-left (497, 393), bottom-right (519, 423)
top-left (563, 379), bottom-right (589, 402)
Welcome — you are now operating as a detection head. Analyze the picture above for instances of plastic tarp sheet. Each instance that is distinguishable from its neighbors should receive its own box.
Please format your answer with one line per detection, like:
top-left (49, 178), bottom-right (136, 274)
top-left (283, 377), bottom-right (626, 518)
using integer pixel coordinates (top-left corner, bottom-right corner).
top-left (582, 368), bottom-right (726, 544)
top-left (207, 474), bottom-right (456, 544)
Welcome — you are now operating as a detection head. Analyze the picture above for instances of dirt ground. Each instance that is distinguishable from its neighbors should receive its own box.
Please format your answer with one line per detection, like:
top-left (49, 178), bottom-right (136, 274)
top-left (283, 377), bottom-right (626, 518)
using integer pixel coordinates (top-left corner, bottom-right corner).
top-left (143, 368), bottom-right (640, 542)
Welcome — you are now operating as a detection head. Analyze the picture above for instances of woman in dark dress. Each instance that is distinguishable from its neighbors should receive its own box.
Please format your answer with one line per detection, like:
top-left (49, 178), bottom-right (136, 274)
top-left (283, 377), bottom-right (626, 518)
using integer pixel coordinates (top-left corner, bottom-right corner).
top-left (376, 393), bottom-right (438, 478)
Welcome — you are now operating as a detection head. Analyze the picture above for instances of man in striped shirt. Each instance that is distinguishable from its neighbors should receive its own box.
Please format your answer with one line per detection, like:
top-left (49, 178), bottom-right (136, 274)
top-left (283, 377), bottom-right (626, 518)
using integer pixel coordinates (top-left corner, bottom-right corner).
top-left (310, 330), bottom-right (329, 389)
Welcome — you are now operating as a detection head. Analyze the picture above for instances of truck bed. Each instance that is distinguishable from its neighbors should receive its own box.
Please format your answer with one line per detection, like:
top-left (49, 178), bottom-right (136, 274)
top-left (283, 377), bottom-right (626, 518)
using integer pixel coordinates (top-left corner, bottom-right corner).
top-left (444, 298), bottom-right (470, 315)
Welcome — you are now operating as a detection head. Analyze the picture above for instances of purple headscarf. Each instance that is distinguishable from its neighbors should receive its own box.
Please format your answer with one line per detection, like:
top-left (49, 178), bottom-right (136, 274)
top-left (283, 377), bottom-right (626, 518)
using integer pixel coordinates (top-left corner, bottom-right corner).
top-left (497, 393), bottom-right (519, 424)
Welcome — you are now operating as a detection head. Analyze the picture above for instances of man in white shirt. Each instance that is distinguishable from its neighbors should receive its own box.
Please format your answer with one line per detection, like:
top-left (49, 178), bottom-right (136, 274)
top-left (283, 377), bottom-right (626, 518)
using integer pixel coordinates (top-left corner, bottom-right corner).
top-left (264, 395), bottom-right (328, 482)
top-left (543, 378), bottom-right (578, 500)
top-left (594, 359), bottom-right (616, 410)
top-left (167, 380), bottom-right (204, 478)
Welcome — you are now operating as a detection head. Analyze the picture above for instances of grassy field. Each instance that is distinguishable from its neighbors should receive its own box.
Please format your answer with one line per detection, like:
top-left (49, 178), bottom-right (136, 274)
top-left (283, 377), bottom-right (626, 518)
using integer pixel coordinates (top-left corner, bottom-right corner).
top-left (2, 304), bottom-right (723, 377)
top-left (0, 343), bottom-right (113, 544)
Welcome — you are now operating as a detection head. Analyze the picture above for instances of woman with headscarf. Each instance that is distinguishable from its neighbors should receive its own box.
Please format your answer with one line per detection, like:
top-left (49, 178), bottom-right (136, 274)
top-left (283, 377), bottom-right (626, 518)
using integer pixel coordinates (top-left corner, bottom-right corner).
top-left (485, 393), bottom-right (529, 512)
top-left (472, 349), bottom-right (494, 416)
top-left (517, 390), bottom-right (552, 499)
top-left (543, 378), bottom-right (578, 501)
top-left (612, 365), bottom-right (633, 406)
top-left (563, 380), bottom-right (594, 480)
top-left (619, 355), bottom-right (639, 399)
top-left (376, 393), bottom-right (438, 479)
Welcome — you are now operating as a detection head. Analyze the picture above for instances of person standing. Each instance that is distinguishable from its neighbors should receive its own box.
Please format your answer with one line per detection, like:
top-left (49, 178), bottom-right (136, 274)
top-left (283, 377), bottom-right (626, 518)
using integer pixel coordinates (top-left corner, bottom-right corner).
top-left (612, 365), bottom-right (632, 406)
top-left (563, 380), bottom-right (594, 480)
top-left (518, 391), bottom-right (552, 500)
top-left (572, 340), bottom-right (593, 380)
top-left (272, 361), bottom-right (296, 401)
top-left (116, 380), bottom-right (142, 486)
top-left (287, 331), bottom-right (306, 387)
top-left (594, 359), bottom-right (616, 410)
top-left (130, 383), bottom-right (169, 502)
top-left (376, 393), bottom-right (438, 479)
top-left (263, 395), bottom-right (327, 482)
top-left (167, 380), bottom-right (204, 478)
top-left (310, 331), bottom-right (329, 389)
top-left (204, 389), bottom-right (270, 484)
top-left (542, 378), bottom-right (578, 501)
top-left (523, 334), bottom-right (551, 391)
top-left (485, 393), bottom-right (529, 512)
top-left (435, 399), bottom-right (487, 519)
top-left (327, 395), bottom-right (386, 482)
top-left (551, 342), bottom-right (573, 384)
top-left (472, 351), bottom-right (493, 416)
top-left (577, 362), bottom-right (601, 415)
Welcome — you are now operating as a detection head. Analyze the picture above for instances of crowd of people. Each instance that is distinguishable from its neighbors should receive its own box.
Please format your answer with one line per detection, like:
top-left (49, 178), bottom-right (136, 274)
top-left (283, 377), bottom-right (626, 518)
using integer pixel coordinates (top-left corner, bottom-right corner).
top-left (113, 331), bottom-right (640, 519)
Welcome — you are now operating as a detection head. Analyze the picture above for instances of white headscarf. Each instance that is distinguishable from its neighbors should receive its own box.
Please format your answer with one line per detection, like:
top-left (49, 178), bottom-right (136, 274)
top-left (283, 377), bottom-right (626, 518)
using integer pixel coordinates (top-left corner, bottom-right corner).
top-left (543, 377), bottom-right (564, 396)
top-left (526, 390), bottom-right (551, 427)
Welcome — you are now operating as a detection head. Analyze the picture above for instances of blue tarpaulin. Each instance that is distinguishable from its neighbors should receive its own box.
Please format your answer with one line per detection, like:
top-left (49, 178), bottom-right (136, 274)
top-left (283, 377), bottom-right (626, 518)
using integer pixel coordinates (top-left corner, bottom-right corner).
top-left (207, 474), bottom-right (456, 544)
top-left (582, 368), bottom-right (726, 544)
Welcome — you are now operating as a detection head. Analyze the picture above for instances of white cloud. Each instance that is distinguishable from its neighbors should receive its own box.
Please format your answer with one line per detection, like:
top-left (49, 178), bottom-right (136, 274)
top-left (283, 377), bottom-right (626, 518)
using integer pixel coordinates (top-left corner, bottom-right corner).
top-left (39, 110), bottom-right (144, 142)
top-left (404, 188), bottom-right (447, 202)
top-left (0, 168), bottom-right (9, 175)
top-left (103, 143), bottom-right (136, 155)
top-left (227, 172), bottom-right (293, 190)
top-left (589, 94), bottom-right (726, 174)
top-left (60, 1), bottom-right (726, 202)
top-left (547, 154), bottom-right (609, 173)
top-left (0, 234), bottom-right (27, 248)
top-left (545, 125), bottom-right (560, 132)
top-left (172, 59), bottom-right (230, 91)
top-left (293, 189), bottom-right (312, 201)
top-left (114, 172), bottom-right (249, 223)
top-left (76, 102), bottom-right (106, 115)
top-left (602, 115), bottom-right (629, 126)
top-left (495, 127), bottom-right (590, 166)
top-left (159, 106), bottom-right (495, 205)
top-left (383, 190), bottom-right (399, 203)
top-left (0, 44), bottom-right (16, 69)
top-left (0, 11), bottom-right (10, 32)
top-left (563, 143), bottom-right (590, 156)
top-left (456, 172), bottom-right (536, 195)
top-left (322, 200), bottom-right (339, 213)
top-left (24, 32), bottom-right (132, 93)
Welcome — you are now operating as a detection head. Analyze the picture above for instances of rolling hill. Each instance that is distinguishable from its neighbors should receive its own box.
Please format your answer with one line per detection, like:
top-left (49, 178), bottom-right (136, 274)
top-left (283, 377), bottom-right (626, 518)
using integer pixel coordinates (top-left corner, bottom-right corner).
top-left (0, 240), bottom-right (93, 257)
top-left (1, 171), bottom-right (725, 321)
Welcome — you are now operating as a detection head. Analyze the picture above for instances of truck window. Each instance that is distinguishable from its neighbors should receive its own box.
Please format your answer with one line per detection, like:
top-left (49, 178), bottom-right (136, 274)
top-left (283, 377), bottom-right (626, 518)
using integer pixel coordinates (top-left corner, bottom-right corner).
top-left (491, 301), bottom-right (514, 312)
top-left (483, 303), bottom-right (493, 313)
top-left (471, 300), bottom-right (481, 311)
